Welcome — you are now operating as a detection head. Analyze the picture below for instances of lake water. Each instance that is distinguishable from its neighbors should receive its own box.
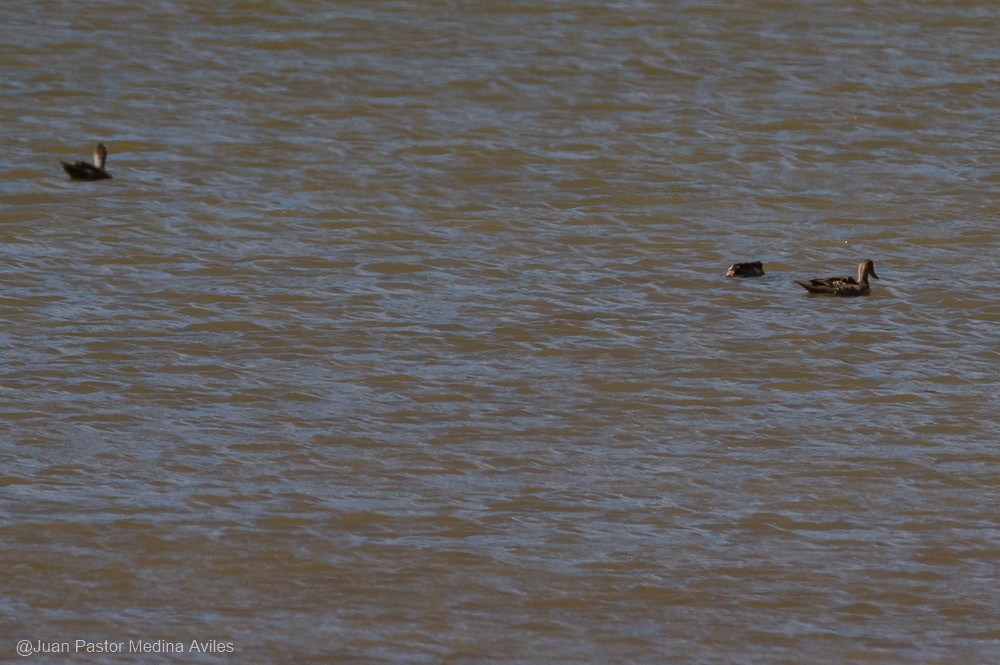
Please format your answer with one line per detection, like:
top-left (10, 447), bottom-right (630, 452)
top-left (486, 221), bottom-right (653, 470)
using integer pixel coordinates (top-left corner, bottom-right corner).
top-left (1, 1), bottom-right (998, 663)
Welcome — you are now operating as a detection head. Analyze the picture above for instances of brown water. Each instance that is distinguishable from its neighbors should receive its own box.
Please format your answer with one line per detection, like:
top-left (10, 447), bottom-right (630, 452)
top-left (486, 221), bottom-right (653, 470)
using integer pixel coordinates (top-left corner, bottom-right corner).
top-left (2, 1), bottom-right (999, 663)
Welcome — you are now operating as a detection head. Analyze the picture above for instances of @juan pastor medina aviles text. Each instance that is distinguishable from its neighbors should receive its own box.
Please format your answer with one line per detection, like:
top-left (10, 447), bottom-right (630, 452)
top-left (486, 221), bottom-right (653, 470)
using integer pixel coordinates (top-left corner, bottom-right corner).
top-left (17, 639), bottom-right (234, 656)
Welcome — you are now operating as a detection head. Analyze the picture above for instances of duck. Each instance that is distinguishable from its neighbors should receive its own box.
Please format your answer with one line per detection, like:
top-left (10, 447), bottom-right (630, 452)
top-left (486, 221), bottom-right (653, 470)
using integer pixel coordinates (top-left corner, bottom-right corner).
top-left (794, 259), bottom-right (879, 297)
top-left (726, 261), bottom-right (765, 278)
top-left (61, 143), bottom-right (112, 181)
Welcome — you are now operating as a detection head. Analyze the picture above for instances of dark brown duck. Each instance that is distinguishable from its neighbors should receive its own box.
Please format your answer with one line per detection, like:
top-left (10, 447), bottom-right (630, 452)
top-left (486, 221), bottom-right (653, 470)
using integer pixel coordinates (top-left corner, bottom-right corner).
top-left (794, 260), bottom-right (879, 297)
top-left (726, 261), bottom-right (765, 278)
top-left (61, 143), bottom-right (112, 181)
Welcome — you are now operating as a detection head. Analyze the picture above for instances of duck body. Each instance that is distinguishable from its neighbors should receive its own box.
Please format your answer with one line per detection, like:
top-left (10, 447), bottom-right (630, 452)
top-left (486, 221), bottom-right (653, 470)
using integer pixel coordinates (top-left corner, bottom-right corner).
top-left (726, 261), bottom-right (765, 278)
top-left (794, 259), bottom-right (879, 297)
top-left (61, 143), bottom-right (111, 180)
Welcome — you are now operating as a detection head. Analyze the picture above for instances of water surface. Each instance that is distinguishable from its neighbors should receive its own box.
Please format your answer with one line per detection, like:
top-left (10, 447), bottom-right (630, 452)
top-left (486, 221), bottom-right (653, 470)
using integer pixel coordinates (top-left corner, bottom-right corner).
top-left (1, 1), bottom-right (998, 663)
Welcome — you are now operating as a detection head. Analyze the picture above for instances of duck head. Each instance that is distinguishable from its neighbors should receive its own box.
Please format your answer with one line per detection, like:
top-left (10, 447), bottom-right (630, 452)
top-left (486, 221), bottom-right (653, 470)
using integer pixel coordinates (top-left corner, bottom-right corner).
top-left (92, 143), bottom-right (108, 170)
top-left (858, 259), bottom-right (879, 282)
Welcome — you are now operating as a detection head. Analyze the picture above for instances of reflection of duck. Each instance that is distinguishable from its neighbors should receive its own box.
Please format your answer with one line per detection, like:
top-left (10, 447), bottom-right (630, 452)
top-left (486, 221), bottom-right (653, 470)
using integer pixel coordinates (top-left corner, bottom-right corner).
top-left (726, 261), bottom-right (764, 278)
top-left (61, 143), bottom-right (111, 180)
top-left (794, 260), bottom-right (879, 297)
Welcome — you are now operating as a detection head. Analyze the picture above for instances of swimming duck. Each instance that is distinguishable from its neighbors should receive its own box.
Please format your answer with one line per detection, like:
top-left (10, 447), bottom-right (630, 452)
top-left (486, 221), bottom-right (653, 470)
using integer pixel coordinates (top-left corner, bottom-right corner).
top-left (726, 261), bottom-right (765, 278)
top-left (61, 143), bottom-right (111, 180)
top-left (794, 259), bottom-right (879, 297)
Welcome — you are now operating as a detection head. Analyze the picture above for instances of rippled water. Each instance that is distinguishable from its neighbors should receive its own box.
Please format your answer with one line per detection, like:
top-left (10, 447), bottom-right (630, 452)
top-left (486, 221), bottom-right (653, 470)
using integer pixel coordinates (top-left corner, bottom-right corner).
top-left (2, 1), bottom-right (999, 663)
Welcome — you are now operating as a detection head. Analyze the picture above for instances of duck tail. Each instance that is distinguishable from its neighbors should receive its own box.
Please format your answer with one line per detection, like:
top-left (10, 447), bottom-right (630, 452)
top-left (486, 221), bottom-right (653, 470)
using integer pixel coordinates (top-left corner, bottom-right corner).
top-left (793, 280), bottom-right (812, 291)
